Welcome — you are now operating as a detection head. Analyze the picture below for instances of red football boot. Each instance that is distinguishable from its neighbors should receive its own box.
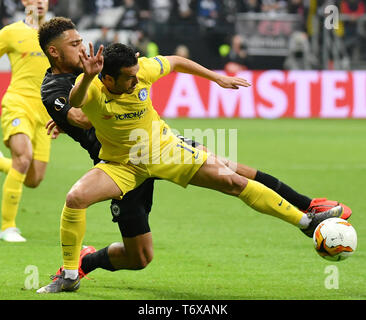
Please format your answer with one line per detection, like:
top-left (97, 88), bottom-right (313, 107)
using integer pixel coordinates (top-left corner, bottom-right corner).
top-left (54, 245), bottom-right (96, 280)
top-left (305, 198), bottom-right (352, 220)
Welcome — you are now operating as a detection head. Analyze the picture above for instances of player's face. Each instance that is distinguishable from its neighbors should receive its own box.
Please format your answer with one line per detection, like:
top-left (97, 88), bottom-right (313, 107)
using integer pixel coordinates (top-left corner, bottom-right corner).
top-left (112, 64), bottom-right (140, 95)
top-left (56, 29), bottom-right (86, 73)
top-left (22, 0), bottom-right (49, 18)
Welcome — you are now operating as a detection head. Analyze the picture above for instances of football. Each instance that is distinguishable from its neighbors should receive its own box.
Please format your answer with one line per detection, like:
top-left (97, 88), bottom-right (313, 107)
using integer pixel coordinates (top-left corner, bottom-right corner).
top-left (313, 218), bottom-right (357, 261)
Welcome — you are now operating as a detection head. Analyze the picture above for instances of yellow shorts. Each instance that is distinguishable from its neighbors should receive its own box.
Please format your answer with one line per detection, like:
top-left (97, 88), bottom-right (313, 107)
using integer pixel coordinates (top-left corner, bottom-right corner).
top-left (95, 134), bottom-right (208, 197)
top-left (1, 93), bottom-right (51, 163)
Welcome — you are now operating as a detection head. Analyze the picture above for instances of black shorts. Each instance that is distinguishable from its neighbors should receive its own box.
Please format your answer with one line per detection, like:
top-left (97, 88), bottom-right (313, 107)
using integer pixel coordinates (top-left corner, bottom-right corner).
top-left (110, 136), bottom-right (200, 238)
top-left (110, 178), bottom-right (154, 238)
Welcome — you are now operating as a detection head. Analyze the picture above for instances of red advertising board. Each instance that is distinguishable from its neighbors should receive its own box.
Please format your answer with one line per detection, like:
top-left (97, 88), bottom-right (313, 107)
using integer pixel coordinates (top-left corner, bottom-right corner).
top-left (0, 72), bottom-right (11, 113)
top-left (1, 70), bottom-right (365, 118)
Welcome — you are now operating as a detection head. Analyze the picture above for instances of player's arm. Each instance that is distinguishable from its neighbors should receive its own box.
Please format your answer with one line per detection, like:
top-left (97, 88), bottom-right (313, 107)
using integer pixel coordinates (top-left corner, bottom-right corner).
top-left (45, 109), bottom-right (92, 139)
top-left (69, 43), bottom-right (104, 108)
top-left (42, 85), bottom-right (92, 130)
top-left (46, 108), bottom-right (92, 138)
top-left (165, 55), bottom-right (251, 89)
top-left (67, 108), bottom-right (92, 129)
top-left (46, 119), bottom-right (62, 139)
top-left (69, 74), bottom-right (93, 108)
top-left (0, 26), bottom-right (9, 58)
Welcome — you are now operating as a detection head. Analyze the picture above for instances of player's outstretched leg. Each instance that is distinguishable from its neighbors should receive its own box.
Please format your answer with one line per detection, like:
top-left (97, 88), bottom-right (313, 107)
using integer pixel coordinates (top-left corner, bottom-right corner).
top-left (190, 156), bottom-right (308, 227)
top-left (217, 157), bottom-right (352, 219)
top-left (237, 179), bottom-right (346, 237)
top-left (189, 155), bottom-right (347, 236)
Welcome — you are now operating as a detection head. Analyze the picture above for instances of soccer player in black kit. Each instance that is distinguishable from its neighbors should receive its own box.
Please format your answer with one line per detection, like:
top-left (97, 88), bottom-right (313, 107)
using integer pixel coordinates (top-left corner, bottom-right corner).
top-left (37, 17), bottom-right (351, 292)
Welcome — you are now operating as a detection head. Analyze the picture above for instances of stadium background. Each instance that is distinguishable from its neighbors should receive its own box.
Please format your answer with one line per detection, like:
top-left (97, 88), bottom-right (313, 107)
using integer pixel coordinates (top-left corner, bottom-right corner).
top-left (0, 0), bottom-right (366, 301)
top-left (1, 0), bottom-right (366, 117)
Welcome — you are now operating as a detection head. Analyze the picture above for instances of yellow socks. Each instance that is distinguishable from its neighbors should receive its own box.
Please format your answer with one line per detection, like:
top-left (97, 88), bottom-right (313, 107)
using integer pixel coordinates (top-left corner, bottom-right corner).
top-left (1, 167), bottom-right (26, 231)
top-left (60, 205), bottom-right (86, 272)
top-left (238, 179), bottom-right (307, 227)
top-left (0, 155), bottom-right (11, 173)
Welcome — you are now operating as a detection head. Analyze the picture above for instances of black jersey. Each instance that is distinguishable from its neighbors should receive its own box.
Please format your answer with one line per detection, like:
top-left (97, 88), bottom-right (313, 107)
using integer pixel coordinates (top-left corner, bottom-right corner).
top-left (41, 68), bottom-right (101, 164)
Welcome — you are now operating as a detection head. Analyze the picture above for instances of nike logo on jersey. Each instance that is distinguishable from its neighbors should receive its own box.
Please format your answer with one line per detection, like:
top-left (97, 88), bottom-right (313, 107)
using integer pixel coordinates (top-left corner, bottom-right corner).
top-left (278, 199), bottom-right (283, 206)
top-left (105, 99), bottom-right (114, 104)
top-left (18, 39), bottom-right (27, 43)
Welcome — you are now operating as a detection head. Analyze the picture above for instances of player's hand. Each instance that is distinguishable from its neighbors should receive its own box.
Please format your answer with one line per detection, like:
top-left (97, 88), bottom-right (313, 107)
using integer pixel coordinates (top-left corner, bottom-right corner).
top-left (216, 75), bottom-right (251, 89)
top-left (45, 119), bottom-right (63, 139)
top-left (79, 42), bottom-right (104, 78)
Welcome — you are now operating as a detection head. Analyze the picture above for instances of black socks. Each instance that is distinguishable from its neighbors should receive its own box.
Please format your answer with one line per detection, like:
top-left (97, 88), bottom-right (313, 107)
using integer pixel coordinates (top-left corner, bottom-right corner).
top-left (254, 170), bottom-right (312, 211)
top-left (81, 246), bottom-right (116, 274)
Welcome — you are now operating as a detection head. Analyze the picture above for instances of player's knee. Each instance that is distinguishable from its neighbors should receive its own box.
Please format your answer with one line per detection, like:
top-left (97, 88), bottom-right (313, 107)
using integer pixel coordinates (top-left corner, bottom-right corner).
top-left (126, 244), bottom-right (154, 270)
top-left (24, 171), bottom-right (45, 188)
top-left (131, 251), bottom-right (153, 270)
top-left (24, 176), bottom-right (43, 188)
top-left (11, 154), bottom-right (32, 174)
top-left (65, 188), bottom-right (88, 209)
top-left (222, 174), bottom-right (246, 196)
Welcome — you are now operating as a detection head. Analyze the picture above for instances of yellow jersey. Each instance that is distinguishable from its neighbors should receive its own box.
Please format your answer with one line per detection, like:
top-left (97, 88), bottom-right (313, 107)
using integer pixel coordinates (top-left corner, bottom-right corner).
top-left (0, 21), bottom-right (49, 100)
top-left (79, 55), bottom-right (171, 163)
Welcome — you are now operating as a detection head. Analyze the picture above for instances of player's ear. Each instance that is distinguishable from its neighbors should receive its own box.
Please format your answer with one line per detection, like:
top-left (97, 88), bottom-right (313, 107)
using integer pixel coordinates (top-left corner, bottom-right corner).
top-left (102, 74), bottom-right (115, 87)
top-left (47, 45), bottom-right (59, 59)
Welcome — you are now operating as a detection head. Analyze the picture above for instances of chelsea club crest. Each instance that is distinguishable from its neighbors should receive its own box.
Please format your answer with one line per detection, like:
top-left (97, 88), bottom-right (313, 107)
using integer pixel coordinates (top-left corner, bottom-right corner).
top-left (138, 88), bottom-right (148, 101)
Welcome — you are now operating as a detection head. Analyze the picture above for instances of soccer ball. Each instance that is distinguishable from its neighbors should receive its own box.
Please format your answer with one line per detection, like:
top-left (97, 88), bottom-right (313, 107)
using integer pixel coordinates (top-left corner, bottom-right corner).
top-left (313, 218), bottom-right (357, 261)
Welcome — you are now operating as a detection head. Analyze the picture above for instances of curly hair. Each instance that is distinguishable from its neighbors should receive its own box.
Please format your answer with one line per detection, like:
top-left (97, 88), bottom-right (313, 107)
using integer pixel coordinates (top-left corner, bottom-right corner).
top-left (38, 17), bottom-right (76, 55)
top-left (101, 43), bottom-right (138, 80)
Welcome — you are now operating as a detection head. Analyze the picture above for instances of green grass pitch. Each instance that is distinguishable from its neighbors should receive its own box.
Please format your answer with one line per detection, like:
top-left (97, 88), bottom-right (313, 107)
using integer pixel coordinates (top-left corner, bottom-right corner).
top-left (0, 118), bottom-right (365, 300)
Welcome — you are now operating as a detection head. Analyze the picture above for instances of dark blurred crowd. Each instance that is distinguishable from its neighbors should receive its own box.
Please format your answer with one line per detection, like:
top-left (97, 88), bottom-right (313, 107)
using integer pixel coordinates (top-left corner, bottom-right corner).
top-left (0, 0), bottom-right (306, 29)
top-left (1, 0), bottom-right (366, 70)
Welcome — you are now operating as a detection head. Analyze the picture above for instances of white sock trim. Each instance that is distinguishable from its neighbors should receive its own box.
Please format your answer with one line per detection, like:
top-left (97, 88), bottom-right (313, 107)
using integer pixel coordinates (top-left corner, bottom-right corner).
top-left (64, 269), bottom-right (78, 280)
top-left (298, 213), bottom-right (312, 229)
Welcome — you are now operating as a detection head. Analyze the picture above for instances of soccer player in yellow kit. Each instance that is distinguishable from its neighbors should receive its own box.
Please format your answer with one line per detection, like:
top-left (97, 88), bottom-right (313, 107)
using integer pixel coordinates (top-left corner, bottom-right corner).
top-left (0, 0), bottom-right (51, 242)
top-left (37, 42), bottom-right (346, 293)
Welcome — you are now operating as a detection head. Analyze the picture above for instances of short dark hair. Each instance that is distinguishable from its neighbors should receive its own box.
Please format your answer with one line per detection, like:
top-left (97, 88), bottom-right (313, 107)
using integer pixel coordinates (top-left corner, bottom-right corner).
top-left (101, 43), bottom-right (137, 80)
top-left (38, 17), bottom-right (76, 55)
